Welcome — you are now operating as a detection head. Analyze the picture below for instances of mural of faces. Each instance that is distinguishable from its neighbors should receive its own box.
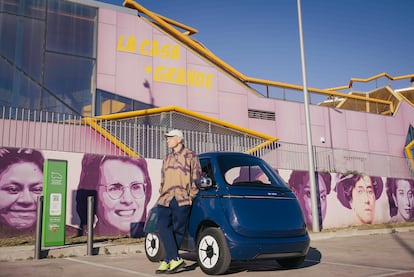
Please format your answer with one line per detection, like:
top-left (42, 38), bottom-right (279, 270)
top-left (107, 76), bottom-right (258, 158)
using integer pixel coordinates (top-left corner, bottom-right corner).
top-left (386, 178), bottom-right (414, 222)
top-left (97, 158), bottom-right (148, 233)
top-left (335, 174), bottom-right (383, 225)
top-left (351, 176), bottom-right (376, 224)
top-left (0, 148), bottom-right (44, 236)
top-left (288, 171), bottom-right (331, 229)
top-left (76, 154), bottom-right (152, 237)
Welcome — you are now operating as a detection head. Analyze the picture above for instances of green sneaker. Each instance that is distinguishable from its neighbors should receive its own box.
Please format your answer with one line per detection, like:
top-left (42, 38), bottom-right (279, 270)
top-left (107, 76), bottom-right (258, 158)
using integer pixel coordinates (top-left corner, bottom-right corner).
top-left (155, 261), bottom-right (169, 274)
top-left (167, 258), bottom-right (185, 274)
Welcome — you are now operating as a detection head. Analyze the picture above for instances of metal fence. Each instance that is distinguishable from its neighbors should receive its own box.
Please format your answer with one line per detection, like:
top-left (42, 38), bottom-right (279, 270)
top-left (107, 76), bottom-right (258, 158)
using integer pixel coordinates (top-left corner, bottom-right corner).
top-left (0, 106), bottom-right (411, 178)
top-left (0, 106), bottom-right (269, 159)
top-left (263, 142), bottom-right (410, 178)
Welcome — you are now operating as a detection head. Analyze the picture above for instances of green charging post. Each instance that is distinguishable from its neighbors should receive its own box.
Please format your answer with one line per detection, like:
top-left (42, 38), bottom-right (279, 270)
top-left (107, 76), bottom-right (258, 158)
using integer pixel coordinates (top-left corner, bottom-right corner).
top-left (41, 159), bottom-right (68, 247)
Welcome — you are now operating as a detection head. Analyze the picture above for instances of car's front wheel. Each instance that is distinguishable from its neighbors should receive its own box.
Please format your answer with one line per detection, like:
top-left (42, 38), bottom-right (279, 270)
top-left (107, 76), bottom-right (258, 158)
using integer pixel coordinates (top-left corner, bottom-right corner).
top-left (144, 232), bottom-right (166, 262)
top-left (196, 227), bottom-right (231, 275)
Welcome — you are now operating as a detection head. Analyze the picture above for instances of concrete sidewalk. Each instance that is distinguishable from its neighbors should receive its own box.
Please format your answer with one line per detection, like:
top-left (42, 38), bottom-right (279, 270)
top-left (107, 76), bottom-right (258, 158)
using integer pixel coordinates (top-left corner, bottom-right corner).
top-left (0, 241), bottom-right (146, 262)
top-left (1, 226), bottom-right (413, 262)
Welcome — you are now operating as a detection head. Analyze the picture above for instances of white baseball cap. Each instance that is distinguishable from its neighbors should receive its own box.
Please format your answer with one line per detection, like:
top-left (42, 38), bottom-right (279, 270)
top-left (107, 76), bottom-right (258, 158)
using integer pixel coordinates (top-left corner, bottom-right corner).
top-left (164, 129), bottom-right (184, 139)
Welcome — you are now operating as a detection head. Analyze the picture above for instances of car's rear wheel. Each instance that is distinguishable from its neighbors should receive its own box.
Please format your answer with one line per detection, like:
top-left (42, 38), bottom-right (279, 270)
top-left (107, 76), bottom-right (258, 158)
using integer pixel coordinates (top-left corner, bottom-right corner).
top-left (144, 232), bottom-right (166, 262)
top-left (196, 227), bottom-right (231, 275)
top-left (276, 255), bottom-right (306, 268)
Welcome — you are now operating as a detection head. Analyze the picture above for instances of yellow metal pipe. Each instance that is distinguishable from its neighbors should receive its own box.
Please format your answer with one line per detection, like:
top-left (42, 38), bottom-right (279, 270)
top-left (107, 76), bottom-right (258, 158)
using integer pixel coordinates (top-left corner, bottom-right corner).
top-left (326, 73), bottom-right (414, 91)
top-left (123, 0), bottom-right (244, 81)
top-left (83, 117), bottom-right (140, 157)
top-left (155, 13), bottom-right (198, 35)
top-left (246, 76), bottom-right (395, 113)
top-left (405, 140), bottom-right (414, 159)
top-left (245, 140), bottom-right (278, 155)
top-left (93, 106), bottom-right (278, 141)
top-left (405, 142), bottom-right (414, 174)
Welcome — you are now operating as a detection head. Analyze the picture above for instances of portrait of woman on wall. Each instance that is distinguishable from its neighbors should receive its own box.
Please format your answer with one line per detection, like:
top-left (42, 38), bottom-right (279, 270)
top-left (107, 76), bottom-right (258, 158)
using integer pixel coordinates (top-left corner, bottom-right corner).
top-left (288, 170), bottom-right (332, 230)
top-left (386, 177), bottom-right (414, 223)
top-left (335, 174), bottom-right (383, 225)
top-left (0, 147), bottom-right (44, 238)
top-left (76, 154), bottom-right (152, 238)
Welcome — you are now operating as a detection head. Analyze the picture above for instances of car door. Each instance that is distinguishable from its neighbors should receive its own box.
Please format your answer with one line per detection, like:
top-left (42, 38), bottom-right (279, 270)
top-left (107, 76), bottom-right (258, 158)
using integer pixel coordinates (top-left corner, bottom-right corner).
top-left (218, 155), bottom-right (308, 238)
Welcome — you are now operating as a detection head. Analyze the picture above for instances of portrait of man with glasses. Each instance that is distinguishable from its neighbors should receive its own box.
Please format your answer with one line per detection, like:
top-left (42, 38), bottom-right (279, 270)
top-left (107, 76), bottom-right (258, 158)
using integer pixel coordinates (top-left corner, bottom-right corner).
top-left (76, 154), bottom-right (152, 238)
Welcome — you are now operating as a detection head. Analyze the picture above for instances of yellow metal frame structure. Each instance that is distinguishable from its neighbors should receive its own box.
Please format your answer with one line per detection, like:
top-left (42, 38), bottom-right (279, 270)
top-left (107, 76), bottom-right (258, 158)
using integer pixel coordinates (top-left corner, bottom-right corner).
top-left (84, 106), bottom-right (278, 158)
top-left (326, 72), bottom-right (414, 91)
top-left (119, 0), bottom-right (414, 116)
top-left (405, 140), bottom-right (414, 175)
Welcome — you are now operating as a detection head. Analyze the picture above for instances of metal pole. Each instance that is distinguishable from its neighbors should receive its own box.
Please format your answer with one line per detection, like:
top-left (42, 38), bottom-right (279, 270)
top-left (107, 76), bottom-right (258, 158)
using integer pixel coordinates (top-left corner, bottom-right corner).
top-left (34, 195), bottom-right (43, 259)
top-left (296, 0), bottom-right (320, 232)
top-left (87, 196), bottom-right (94, 255)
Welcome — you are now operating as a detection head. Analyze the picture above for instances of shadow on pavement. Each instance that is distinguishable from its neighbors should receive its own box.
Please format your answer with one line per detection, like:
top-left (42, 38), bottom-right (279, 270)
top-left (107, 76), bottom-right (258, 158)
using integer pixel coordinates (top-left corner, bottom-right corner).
top-left (179, 247), bottom-right (321, 275)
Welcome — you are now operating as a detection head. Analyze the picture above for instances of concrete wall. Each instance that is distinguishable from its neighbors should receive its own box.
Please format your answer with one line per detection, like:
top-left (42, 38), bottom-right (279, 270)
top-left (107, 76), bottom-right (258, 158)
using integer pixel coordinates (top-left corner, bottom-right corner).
top-left (0, 147), bottom-right (411, 239)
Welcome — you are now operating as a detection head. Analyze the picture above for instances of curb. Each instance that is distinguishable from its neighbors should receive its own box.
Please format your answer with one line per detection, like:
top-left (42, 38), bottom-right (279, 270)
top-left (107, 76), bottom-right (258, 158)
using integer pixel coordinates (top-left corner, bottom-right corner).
top-left (309, 226), bottom-right (414, 241)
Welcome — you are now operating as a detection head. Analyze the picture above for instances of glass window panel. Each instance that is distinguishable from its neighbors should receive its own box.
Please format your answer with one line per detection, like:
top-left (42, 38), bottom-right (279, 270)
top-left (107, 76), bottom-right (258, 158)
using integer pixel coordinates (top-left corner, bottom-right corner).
top-left (0, 13), bottom-right (17, 62)
top-left (96, 89), bottom-right (133, 116)
top-left (20, 19), bottom-right (45, 82)
top-left (44, 52), bottom-right (94, 115)
top-left (46, 0), bottom-right (97, 58)
top-left (15, 72), bottom-right (41, 110)
top-left (42, 90), bottom-right (78, 116)
top-left (0, 59), bottom-right (41, 109)
top-left (0, 13), bottom-right (44, 82)
top-left (133, 100), bottom-right (156, 111)
top-left (0, 58), bottom-right (13, 107)
top-left (96, 90), bottom-right (157, 116)
top-left (0, 0), bottom-right (45, 19)
top-left (21, 18), bottom-right (44, 82)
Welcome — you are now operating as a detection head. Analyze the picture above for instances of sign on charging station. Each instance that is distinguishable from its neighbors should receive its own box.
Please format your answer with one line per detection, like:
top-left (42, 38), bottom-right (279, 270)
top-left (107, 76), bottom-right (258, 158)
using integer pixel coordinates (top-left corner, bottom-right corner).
top-left (42, 159), bottom-right (68, 246)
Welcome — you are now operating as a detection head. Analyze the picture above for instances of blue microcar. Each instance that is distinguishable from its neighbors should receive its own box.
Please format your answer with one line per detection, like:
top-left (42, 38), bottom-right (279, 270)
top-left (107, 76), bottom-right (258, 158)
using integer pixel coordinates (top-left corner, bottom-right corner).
top-left (144, 152), bottom-right (310, 275)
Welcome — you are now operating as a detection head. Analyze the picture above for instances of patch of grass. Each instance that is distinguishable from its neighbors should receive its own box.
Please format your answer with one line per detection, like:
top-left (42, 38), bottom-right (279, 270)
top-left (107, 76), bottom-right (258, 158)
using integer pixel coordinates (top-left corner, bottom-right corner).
top-left (0, 237), bottom-right (35, 247)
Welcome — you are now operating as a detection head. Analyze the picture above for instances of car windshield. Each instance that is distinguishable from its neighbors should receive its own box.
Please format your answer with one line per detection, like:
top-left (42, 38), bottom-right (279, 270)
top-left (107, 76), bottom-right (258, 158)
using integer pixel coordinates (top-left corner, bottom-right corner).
top-left (217, 155), bottom-right (287, 188)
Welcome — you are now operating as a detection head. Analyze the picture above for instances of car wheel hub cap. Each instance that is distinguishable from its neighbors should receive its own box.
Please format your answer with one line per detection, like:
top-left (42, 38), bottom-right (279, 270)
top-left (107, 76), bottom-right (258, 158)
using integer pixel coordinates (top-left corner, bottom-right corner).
top-left (199, 235), bottom-right (219, 268)
top-left (146, 234), bottom-right (159, 256)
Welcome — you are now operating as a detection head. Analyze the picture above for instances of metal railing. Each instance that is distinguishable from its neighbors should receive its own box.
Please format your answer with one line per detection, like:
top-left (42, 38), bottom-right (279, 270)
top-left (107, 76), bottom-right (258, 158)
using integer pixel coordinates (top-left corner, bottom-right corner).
top-left (0, 106), bottom-right (270, 159)
top-left (0, 106), bottom-right (410, 178)
top-left (262, 142), bottom-right (410, 178)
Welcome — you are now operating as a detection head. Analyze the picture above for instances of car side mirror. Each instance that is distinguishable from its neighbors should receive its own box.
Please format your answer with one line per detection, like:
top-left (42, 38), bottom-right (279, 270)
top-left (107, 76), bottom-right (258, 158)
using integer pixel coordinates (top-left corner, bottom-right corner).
top-left (196, 176), bottom-right (213, 189)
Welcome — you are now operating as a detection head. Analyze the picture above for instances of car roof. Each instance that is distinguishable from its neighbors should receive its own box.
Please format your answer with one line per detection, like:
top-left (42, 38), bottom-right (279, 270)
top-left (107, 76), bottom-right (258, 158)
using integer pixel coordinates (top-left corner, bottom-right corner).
top-left (199, 151), bottom-right (256, 159)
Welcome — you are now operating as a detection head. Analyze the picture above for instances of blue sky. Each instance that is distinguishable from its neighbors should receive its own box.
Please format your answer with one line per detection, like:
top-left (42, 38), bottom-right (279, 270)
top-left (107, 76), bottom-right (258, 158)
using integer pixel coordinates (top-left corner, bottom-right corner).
top-left (97, 0), bottom-right (413, 92)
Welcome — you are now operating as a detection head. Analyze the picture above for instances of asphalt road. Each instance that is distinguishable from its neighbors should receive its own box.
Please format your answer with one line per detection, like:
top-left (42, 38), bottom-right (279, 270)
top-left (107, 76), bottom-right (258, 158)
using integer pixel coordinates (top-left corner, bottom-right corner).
top-left (0, 231), bottom-right (413, 277)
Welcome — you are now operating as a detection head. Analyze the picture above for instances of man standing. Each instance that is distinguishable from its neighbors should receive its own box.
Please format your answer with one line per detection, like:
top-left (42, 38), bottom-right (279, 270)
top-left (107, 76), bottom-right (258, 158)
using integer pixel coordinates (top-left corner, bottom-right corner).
top-left (156, 129), bottom-right (201, 274)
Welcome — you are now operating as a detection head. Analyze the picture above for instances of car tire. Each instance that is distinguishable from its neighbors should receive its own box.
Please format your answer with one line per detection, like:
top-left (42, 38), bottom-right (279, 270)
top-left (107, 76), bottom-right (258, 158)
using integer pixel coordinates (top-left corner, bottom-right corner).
top-left (144, 232), bottom-right (166, 262)
top-left (197, 227), bottom-right (231, 275)
top-left (276, 255), bottom-right (306, 268)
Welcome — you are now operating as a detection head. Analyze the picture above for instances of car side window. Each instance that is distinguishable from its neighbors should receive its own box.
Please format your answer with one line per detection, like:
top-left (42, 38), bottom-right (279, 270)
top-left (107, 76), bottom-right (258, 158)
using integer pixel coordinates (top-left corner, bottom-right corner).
top-left (230, 165), bottom-right (271, 185)
top-left (200, 158), bottom-right (215, 186)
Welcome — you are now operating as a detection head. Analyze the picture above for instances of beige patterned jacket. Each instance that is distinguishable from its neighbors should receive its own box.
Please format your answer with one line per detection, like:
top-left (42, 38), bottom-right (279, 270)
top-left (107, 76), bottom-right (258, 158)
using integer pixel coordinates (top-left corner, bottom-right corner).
top-left (157, 146), bottom-right (201, 207)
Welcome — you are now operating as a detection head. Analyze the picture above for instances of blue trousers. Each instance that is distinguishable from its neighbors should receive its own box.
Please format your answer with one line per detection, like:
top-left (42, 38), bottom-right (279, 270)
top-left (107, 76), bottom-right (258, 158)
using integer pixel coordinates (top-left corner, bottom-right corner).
top-left (157, 197), bottom-right (191, 261)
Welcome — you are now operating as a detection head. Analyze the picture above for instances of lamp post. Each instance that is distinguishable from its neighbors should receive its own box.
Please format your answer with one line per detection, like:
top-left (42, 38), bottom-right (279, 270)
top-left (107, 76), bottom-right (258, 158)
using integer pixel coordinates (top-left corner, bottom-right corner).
top-left (296, 0), bottom-right (320, 232)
